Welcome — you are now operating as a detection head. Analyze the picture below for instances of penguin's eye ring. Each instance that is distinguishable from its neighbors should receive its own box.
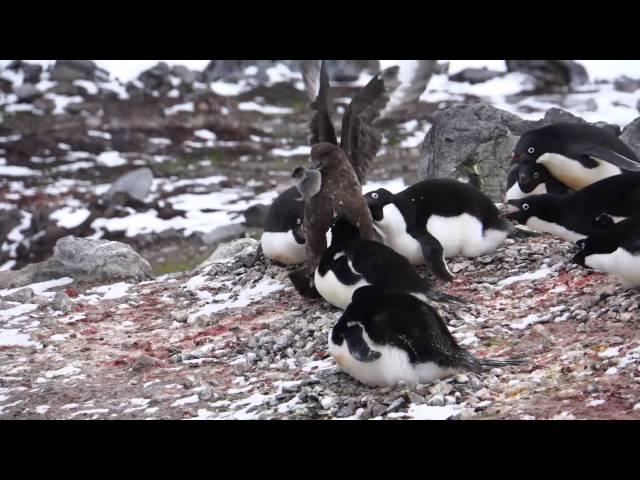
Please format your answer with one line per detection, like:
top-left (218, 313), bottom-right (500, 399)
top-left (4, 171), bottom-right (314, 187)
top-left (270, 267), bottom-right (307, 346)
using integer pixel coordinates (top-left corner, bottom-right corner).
top-left (522, 203), bottom-right (530, 211)
top-left (527, 147), bottom-right (535, 154)
top-left (533, 172), bottom-right (540, 179)
top-left (371, 193), bottom-right (379, 199)
top-left (296, 218), bottom-right (301, 225)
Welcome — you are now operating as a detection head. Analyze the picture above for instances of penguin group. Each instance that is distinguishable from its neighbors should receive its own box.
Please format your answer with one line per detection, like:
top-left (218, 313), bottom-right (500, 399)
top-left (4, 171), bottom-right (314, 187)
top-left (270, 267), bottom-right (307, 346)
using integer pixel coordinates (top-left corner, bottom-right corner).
top-left (257, 61), bottom-right (640, 389)
top-left (507, 121), bottom-right (640, 287)
top-left (258, 60), bottom-right (528, 387)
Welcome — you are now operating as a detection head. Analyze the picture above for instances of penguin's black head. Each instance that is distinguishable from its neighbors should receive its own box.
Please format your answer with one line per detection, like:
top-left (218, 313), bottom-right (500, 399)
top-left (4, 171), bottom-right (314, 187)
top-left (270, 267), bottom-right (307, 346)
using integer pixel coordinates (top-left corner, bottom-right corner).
top-left (518, 162), bottom-right (551, 193)
top-left (329, 214), bottom-right (361, 247)
top-left (592, 214), bottom-right (615, 230)
top-left (364, 188), bottom-right (394, 221)
top-left (505, 197), bottom-right (542, 224)
top-left (512, 124), bottom-right (566, 164)
top-left (572, 229), bottom-right (617, 268)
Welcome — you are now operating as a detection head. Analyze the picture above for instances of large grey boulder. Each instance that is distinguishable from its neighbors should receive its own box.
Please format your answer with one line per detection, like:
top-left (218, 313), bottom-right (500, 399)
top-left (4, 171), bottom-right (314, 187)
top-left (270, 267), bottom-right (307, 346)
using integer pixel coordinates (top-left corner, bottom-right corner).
top-left (419, 103), bottom-right (524, 201)
top-left (505, 60), bottom-right (589, 90)
top-left (449, 67), bottom-right (503, 85)
top-left (0, 236), bottom-right (153, 289)
top-left (200, 238), bottom-right (259, 267)
top-left (419, 104), bottom-right (621, 201)
top-left (104, 167), bottom-right (154, 203)
top-left (620, 116), bottom-right (640, 158)
top-left (51, 60), bottom-right (98, 82)
top-left (14, 84), bottom-right (42, 103)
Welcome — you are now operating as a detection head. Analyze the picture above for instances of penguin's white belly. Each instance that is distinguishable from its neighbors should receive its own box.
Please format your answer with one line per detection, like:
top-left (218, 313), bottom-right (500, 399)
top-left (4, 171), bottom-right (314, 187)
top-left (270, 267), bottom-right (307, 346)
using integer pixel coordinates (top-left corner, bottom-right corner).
top-left (315, 265), bottom-right (369, 310)
top-left (261, 231), bottom-right (307, 264)
top-left (426, 213), bottom-right (506, 257)
top-left (328, 330), bottom-right (456, 387)
top-left (525, 216), bottom-right (585, 242)
top-left (585, 248), bottom-right (640, 287)
top-left (504, 182), bottom-right (547, 202)
top-left (537, 153), bottom-right (621, 190)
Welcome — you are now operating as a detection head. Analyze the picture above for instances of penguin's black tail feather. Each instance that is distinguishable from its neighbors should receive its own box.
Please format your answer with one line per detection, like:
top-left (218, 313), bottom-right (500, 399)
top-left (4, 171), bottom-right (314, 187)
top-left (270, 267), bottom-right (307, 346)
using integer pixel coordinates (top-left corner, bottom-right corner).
top-left (427, 290), bottom-right (469, 305)
top-left (458, 352), bottom-right (526, 373)
top-left (476, 357), bottom-right (527, 369)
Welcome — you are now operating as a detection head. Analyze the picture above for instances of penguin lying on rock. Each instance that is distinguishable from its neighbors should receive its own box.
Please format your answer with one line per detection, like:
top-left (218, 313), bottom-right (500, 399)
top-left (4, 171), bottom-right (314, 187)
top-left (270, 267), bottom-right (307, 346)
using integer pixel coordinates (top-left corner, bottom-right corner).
top-left (512, 122), bottom-right (640, 191)
top-left (315, 215), bottom-right (467, 309)
top-left (328, 286), bottom-right (526, 387)
top-left (365, 179), bottom-right (510, 280)
top-left (507, 172), bottom-right (640, 242)
top-left (573, 211), bottom-right (640, 288)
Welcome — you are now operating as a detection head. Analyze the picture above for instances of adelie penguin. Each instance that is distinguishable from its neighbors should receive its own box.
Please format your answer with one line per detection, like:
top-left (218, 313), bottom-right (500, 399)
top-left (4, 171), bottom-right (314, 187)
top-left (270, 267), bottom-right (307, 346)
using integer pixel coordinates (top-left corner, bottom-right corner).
top-left (261, 186), bottom-right (307, 265)
top-left (328, 286), bottom-right (525, 387)
top-left (314, 215), bottom-right (467, 309)
top-left (507, 172), bottom-right (640, 242)
top-left (288, 60), bottom-right (405, 296)
top-left (512, 122), bottom-right (640, 191)
top-left (504, 162), bottom-right (571, 202)
top-left (574, 211), bottom-right (640, 288)
top-left (365, 179), bottom-right (510, 280)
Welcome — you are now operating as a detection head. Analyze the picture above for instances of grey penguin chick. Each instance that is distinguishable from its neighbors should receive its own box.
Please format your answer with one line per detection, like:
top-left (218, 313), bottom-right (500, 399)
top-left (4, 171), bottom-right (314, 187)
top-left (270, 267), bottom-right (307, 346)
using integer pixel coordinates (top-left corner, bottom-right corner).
top-left (292, 166), bottom-right (322, 201)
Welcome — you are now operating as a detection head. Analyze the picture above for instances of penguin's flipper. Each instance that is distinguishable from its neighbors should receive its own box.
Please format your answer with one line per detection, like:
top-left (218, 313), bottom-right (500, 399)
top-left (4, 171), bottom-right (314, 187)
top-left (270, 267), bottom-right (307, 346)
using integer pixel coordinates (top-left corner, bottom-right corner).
top-left (579, 144), bottom-right (640, 172)
top-left (343, 324), bottom-right (381, 363)
top-left (302, 60), bottom-right (338, 146)
top-left (340, 66), bottom-right (401, 183)
top-left (291, 225), bottom-right (306, 244)
top-left (329, 255), bottom-right (362, 285)
top-left (411, 230), bottom-right (454, 282)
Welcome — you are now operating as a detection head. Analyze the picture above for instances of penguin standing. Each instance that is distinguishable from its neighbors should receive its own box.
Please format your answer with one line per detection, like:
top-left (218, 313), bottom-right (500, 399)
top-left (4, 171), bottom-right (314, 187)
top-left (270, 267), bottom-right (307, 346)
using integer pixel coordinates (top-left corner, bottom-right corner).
top-left (365, 179), bottom-right (509, 280)
top-left (573, 211), bottom-right (640, 287)
top-left (512, 122), bottom-right (640, 191)
top-left (261, 186), bottom-right (307, 265)
top-left (504, 162), bottom-right (572, 202)
top-left (328, 286), bottom-right (525, 387)
top-left (288, 60), bottom-right (403, 295)
top-left (506, 172), bottom-right (640, 242)
top-left (314, 215), bottom-right (467, 309)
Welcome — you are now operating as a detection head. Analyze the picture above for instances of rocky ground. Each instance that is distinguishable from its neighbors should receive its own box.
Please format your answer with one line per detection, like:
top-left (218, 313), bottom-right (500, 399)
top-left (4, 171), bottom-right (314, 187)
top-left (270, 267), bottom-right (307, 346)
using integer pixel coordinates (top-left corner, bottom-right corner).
top-left (1, 221), bottom-right (639, 420)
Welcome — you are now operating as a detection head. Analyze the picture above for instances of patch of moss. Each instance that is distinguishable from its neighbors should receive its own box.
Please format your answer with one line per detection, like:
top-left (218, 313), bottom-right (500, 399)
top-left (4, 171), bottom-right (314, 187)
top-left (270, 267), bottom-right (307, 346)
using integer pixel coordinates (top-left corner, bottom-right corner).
top-left (151, 251), bottom-right (211, 275)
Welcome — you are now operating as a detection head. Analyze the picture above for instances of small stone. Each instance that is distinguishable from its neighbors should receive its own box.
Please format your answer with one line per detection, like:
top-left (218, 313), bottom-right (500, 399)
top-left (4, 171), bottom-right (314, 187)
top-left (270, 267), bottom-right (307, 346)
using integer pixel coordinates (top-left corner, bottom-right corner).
top-left (444, 395), bottom-right (457, 405)
top-left (371, 403), bottom-right (387, 418)
top-left (454, 374), bottom-right (469, 384)
top-left (406, 392), bottom-right (426, 404)
top-left (198, 385), bottom-right (215, 401)
top-left (474, 388), bottom-right (492, 400)
top-left (557, 388), bottom-right (579, 400)
top-left (385, 397), bottom-right (406, 414)
top-left (132, 354), bottom-right (160, 371)
top-left (51, 292), bottom-right (73, 313)
top-left (171, 311), bottom-right (188, 323)
top-left (428, 394), bottom-right (445, 407)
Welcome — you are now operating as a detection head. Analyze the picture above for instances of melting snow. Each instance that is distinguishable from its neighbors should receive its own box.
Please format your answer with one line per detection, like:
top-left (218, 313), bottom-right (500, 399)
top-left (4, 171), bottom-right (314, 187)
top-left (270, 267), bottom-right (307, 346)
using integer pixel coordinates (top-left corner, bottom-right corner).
top-left (96, 151), bottom-right (127, 167)
top-left (498, 267), bottom-right (553, 286)
top-left (50, 207), bottom-right (91, 229)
